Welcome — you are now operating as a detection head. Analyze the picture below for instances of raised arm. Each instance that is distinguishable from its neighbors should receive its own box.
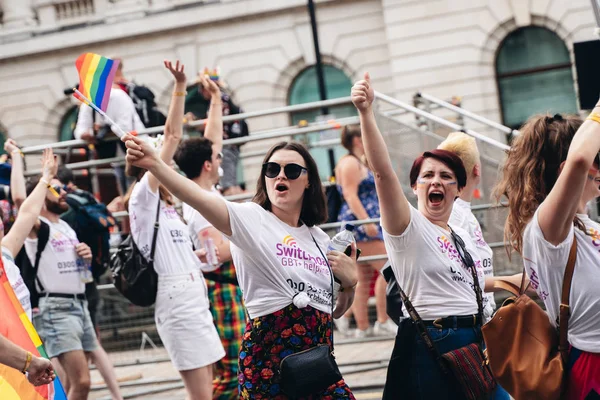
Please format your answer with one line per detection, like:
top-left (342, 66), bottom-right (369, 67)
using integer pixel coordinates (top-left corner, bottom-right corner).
top-left (2, 149), bottom-right (58, 257)
top-left (123, 134), bottom-right (231, 235)
top-left (199, 74), bottom-right (224, 154)
top-left (352, 73), bottom-right (410, 235)
top-left (4, 139), bottom-right (25, 208)
top-left (538, 102), bottom-right (600, 244)
top-left (145, 60), bottom-right (187, 193)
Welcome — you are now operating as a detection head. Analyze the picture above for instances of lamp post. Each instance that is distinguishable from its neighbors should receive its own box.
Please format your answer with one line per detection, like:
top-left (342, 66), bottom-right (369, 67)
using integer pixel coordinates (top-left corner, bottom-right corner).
top-left (307, 0), bottom-right (336, 175)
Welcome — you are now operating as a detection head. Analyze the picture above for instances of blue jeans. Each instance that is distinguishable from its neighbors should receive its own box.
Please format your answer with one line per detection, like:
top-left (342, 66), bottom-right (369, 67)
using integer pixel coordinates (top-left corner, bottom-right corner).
top-left (409, 325), bottom-right (510, 400)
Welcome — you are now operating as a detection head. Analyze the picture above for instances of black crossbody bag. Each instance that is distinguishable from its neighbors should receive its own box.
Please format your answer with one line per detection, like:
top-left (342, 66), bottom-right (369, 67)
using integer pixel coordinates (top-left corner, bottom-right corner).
top-left (278, 228), bottom-right (343, 397)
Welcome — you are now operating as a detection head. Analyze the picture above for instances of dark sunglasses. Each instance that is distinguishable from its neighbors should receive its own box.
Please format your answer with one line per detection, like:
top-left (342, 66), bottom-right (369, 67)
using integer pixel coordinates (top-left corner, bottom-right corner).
top-left (51, 184), bottom-right (67, 193)
top-left (262, 162), bottom-right (307, 180)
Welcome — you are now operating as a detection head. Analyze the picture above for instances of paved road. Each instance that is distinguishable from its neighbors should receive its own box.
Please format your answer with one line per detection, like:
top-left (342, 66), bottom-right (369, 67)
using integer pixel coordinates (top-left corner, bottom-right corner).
top-left (89, 336), bottom-right (394, 400)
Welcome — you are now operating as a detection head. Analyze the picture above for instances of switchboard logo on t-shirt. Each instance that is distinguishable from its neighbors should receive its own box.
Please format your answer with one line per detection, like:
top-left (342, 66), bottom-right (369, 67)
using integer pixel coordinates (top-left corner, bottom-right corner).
top-left (473, 227), bottom-right (487, 248)
top-left (49, 231), bottom-right (76, 253)
top-left (436, 235), bottom-right (461, 263)
top-left (586, 226), bottom-right (600, 248)
top-left (275, 235), bottom-right (329, 276)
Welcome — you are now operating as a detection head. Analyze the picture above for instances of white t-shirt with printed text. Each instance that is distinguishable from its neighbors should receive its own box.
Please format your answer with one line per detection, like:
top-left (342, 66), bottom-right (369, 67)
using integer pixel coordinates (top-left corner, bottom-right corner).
top-left (225, 201), bottom-right (333, 319)
top-left (24, 217), bottom-right (84, 294)
top-left (129, 174), bottom-right (201, 275)
top-left (2, 247), bottom-right (32, 320)
top-left (522, 210), bottom-right (600, 352)
top-left (450, 199), bottom-right (496, 320)
top-left (383, 205), bottom-right (486, 321)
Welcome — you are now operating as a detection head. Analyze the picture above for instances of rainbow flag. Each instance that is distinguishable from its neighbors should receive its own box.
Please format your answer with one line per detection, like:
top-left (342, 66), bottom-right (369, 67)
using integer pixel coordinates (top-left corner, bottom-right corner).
top-left (0, 261), bottom-right (67, 400)
top-left (74, 53), bottom-right (120, 112)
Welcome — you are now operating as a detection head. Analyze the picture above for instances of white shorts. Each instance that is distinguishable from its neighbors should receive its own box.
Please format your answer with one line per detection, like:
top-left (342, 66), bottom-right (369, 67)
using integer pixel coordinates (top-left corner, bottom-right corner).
top-left (155, 270), bottom-right (225, 371)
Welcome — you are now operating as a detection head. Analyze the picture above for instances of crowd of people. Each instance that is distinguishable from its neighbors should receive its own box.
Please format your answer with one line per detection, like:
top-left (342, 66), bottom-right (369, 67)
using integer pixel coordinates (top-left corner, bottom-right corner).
top-left (0, 59), bottom-right (598, 400)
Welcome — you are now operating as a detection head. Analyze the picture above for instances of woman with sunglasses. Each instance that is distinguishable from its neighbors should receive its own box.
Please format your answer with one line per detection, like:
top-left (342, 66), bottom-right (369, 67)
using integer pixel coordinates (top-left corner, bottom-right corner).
top-left (351, 74), bottom-right (505, 399)
top-left (121, 133), bottom-right (358, 397)
top-left (124, 61), bottom-right (224, 400)
top-left (494, 112), bottom-right (600, 399)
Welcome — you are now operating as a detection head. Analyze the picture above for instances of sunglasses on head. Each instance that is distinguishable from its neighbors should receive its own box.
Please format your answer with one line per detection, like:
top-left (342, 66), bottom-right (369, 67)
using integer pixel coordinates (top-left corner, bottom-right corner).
top-left (262, 162), bottom-right (307, 180)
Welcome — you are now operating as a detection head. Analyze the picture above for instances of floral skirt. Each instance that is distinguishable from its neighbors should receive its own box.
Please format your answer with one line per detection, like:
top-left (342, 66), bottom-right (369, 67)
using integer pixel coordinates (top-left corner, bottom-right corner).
top-left (238, 304), bottom-right (355, 399)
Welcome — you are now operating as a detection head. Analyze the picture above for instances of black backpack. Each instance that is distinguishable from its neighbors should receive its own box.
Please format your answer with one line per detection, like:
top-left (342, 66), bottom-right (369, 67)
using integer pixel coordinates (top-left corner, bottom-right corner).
top-left (326, 181), bottom-right (343, 223)
top-left (60, 189), bottom-right (116, 281)
top-left (126, 83), bottom-right (167, 128)
top-left (15, 221), bottom-right (50, 309)
top-left (109, 197), bottom-right (160, 307)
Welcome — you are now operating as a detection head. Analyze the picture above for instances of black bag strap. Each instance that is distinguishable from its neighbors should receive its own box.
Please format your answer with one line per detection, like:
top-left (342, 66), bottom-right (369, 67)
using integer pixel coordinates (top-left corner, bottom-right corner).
top-left (307, 227), bottom-right (336, 353)
top-left (448, 226), bottom-right (485, 341)
top-left (32, 220), bottom-right (51, 293)
top-left (149, 196), bottom-right (161, 263)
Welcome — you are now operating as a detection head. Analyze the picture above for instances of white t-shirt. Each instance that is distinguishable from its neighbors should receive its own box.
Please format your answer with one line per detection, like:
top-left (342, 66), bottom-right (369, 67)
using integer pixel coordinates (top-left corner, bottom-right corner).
top-left (225, 201), bottom-right (333, 319)
top-left (383, 205), bottom-right (486, 321)
top-left (182, 188), bottom-right (226, 272)
top-left (129, 174), bottom-right (201, 275)
top-left (2, 247), bottom-right (32, 320)
top-left (449, 199), bottom-right (496, 320)
top-left (522, 210), bottom-right (600, 352)
top-left (24, 217), bottom-right (84, 294)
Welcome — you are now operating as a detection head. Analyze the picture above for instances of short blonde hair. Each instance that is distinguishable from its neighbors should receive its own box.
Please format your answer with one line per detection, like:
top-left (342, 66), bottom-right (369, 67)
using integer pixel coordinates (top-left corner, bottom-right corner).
top-left (437, 131), bottom-right (480, 176)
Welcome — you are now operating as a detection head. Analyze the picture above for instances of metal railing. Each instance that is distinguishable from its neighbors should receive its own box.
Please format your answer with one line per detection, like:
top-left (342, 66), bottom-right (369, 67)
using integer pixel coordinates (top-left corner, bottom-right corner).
top-left (415, 92), bottom-right (520, 138)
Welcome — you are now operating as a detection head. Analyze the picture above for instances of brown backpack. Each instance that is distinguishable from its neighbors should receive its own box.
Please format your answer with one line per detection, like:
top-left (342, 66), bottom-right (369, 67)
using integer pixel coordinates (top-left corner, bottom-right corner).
top-left (482, 238), bottom-right (576, 400)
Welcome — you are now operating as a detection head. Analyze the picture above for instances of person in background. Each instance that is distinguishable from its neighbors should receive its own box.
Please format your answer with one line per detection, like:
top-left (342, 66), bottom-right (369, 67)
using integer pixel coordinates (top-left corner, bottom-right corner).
top-left (176, 73), bottom-right (246, 399)
top-left (73, 59), bottom-right (145, 196)
top-left (438, 132), bottom-right (495, 321)
top-left (186, 72), bottom-right (249, 196)
top-left (55, 166), bottom-right (124, 400)
top-left (0, 334), bottom-right (55, 386)
top-left (494, 111), bottom-right (600, 399)
top-left (334, 124), bottom-right (394, 337)
top-left (125, 60), bottom-right (224, 400)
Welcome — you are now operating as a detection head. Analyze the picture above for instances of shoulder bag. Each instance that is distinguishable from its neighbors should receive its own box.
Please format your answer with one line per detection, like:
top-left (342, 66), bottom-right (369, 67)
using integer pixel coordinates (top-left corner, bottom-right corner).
top-left (481, 237), bottom-right (577, 400)
top-left (110, 197), bottom-right (160, 307)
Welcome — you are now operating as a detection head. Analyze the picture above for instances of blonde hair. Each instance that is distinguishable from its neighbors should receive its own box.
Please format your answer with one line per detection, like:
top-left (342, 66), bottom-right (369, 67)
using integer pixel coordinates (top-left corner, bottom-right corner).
top-left (437, 131), bottom-right (480, 176)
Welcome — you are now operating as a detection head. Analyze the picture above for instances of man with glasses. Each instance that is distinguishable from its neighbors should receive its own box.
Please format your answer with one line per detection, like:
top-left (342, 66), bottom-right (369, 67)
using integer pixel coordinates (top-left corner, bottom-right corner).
top-left (174, 77), bottom-right (246, 399)
top-left (23, 177), bottom-right (97, 400)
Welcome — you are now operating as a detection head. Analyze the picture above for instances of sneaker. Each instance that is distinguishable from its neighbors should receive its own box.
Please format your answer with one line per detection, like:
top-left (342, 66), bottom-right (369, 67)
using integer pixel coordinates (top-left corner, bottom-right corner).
top-left (353, 328), bottom-right (370, 339)
top-left (334, 316), bottom-right (350, 335)
top-left (373, 319), bottom-right (397, 336)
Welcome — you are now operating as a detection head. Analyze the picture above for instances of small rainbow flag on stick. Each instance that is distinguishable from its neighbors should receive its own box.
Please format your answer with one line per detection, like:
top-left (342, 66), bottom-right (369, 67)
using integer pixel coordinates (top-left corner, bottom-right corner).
top-left (74, 53), bottom-right (119, 112)
top-left (0, 261), bottom-right (67, 399)
top-left (72, 53), bottom-right (128, 138)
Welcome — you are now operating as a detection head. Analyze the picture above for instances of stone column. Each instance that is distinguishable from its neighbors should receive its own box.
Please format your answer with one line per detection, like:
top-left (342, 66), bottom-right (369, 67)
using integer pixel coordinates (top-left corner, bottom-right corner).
top-left (0, 0), bottom-right (35, 29)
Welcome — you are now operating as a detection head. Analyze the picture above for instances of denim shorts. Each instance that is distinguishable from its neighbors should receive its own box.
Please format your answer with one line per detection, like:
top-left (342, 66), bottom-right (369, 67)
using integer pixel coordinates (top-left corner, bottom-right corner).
top-left (34, 296), bottom-right (98, 359)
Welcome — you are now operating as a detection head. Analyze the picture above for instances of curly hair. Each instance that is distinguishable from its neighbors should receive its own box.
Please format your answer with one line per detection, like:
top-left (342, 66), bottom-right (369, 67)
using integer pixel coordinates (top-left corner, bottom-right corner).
top-left (493, 113), bottom-right (583, 255)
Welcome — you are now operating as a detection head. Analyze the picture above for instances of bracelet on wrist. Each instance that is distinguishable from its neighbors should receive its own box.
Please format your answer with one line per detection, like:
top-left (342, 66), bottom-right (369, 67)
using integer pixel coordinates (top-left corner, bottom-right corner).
top-left (586, 112), bottom-right (600, 125)
top-left (40, 178), bottom-right (60, 198)
top-left (22, 351), bottom-right (32, 374)
top-left (173, 91), bottom-right (187, 97)
top-left (11, 149), bottom-right (24, 158)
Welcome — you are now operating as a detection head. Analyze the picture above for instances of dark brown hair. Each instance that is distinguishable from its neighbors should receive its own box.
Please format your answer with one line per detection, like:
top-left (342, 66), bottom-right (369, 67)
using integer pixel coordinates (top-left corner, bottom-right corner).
top-left (493, 113), bottom-right (584, 254)
top-left (123, 163), bottom-right (174, 210)
top-left (340, 124), bottom-right (361, 154)
top-left (252, 141), bottom-right (327, 227)
top-left (409, 149), bottom-right (467, 190)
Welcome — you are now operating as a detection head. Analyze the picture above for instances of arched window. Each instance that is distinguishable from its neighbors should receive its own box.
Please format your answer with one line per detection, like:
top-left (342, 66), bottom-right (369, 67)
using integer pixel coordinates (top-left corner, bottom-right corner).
top-left (496, 27), bottom-right (578, 131)
top-left (288, 65), bottom-right (355, 180)
top-left (59, 106), bottom-right (79, 142)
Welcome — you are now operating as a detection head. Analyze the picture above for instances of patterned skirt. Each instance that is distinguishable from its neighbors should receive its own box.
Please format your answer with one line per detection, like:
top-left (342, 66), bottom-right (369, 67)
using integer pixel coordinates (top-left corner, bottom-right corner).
top-left (238, 304), bottom-right (355, 399)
